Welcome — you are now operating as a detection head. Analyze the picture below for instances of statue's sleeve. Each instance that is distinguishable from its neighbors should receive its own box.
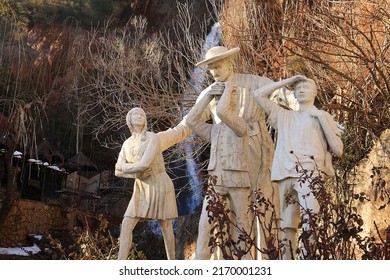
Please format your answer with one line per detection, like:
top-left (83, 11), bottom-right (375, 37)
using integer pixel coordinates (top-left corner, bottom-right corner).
top-left (122, 135), bottom-right (160, 173)
top-left (115, 144), bottom-right (126, 170)
top-left (114, 141), bottom-right (139, 179)
top-left (216, 85), bottom-right (247, 137)
top-left (185, 91), bottom-right (213, 142)
top-left (196, 87), bottom-right (213, 122)
top-left (321, 111), bottom-right (344, 157)
top-left (157, 120), bottom-right (193, 152)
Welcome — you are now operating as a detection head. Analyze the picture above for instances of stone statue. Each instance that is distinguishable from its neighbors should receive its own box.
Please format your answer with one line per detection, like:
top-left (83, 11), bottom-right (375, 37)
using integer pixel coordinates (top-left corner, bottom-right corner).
top-left (186, 46), bottom-right (279, 259)
top-left (254, 75), bottom-right (343, 259)
top-left (115, 107), bottom-right (191, 260)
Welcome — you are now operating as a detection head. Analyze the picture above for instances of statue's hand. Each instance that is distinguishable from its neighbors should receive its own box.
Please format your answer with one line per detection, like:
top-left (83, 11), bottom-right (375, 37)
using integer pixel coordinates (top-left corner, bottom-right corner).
top-left (288, 75), bottom-right (307, 84)
top-left (222, 81), bottom-right (237, 95)
top-left (209, 82), bottom-right (225, 97)
top-left (138, 168), bottom-right (152, 179)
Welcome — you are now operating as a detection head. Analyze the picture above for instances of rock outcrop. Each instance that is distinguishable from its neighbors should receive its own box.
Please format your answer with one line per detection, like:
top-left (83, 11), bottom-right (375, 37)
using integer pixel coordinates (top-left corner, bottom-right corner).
top-left (351, 129), bottom-right (389, 241)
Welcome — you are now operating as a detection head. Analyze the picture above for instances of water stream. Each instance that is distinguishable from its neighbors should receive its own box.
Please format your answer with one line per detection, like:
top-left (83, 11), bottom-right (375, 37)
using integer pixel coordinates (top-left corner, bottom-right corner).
top-left (148, 23), bottom-right (222, 235)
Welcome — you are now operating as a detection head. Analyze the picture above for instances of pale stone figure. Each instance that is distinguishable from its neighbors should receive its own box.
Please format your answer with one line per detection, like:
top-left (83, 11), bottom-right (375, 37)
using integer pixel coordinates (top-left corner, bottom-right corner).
top-left (186, 46), bottom-right (279, 259)
top-left (254, 75), bottom-right (343, 259)
top-left (115, 107), bottom-right (191, 260)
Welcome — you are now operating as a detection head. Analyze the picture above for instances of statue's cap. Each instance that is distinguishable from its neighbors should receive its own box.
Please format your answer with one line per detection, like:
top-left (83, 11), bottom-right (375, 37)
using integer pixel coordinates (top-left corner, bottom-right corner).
top-left (195, 46), bottom-right (240, 67)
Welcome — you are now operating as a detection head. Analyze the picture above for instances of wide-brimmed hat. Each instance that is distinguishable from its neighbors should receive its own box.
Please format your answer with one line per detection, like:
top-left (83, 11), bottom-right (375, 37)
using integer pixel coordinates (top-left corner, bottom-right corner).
top-left (196, 46), bottom-right (240, 67)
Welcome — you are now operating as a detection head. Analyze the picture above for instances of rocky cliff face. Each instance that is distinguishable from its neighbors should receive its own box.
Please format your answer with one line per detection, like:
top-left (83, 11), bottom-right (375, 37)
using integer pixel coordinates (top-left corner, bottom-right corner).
top-left (131, 0), bottom-right (215, 33)
top-left (2, 1), bottom-right (214, 28)
top-left (351, 129), bottom-right (390, 242)
top-left (0, 0), bottom-right (216, 258)
top-left (3, 0), bottom-right (216, 92)
top-left (1, 0), bottom-right (217, 163)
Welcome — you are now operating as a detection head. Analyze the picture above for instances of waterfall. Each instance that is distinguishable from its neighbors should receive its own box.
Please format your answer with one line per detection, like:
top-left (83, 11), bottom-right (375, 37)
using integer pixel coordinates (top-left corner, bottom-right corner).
top-left (148, 23), bottom-right (221, 236)
top-left (183, 22), bottom-right (222, 214)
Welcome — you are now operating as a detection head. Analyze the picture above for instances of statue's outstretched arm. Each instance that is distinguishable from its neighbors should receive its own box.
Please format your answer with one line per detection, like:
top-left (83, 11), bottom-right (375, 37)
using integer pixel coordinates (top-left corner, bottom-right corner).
top-left (157, 120), bottom-right (193, 152)
top-left (185, 92), bottom-right (213, 142)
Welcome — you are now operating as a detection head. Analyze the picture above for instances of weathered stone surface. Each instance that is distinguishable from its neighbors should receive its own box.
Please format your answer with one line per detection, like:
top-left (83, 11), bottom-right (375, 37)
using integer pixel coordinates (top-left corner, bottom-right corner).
top-left (0, 198), bottom-right (94, 247)
top-left (130, 0), bottom-right (215, 33)
top-left (352, 129), bottom-right (389, 240)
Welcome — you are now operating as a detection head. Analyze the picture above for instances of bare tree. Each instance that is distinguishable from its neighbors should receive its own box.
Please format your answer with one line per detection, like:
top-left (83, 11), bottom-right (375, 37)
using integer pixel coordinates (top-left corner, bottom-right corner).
top-left (282, 0), bottom-right (390, 167)
top-left (214, 0), bottom-right (389, 259)
top-left (67, 3), bottom-right (219, 203)
top-left (75, 14), bottom-right (207, 147)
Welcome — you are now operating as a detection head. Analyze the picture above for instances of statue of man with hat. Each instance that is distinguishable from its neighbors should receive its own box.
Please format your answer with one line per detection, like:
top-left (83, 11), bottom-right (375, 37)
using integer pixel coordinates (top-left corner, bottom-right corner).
top-left (185, 46), bottom-right (279, 259)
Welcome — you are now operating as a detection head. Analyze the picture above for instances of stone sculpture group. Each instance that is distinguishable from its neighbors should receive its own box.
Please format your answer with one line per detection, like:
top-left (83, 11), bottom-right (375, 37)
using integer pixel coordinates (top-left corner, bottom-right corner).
top-left (115, 46), bottom-right (343, 260)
